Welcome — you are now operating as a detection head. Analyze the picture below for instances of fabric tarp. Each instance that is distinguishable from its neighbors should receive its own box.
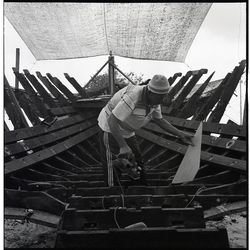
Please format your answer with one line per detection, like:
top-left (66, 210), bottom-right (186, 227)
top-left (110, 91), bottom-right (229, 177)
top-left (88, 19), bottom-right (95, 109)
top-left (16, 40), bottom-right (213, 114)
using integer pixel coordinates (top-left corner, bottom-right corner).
top-left (4, 3), bottom-right (212, 62)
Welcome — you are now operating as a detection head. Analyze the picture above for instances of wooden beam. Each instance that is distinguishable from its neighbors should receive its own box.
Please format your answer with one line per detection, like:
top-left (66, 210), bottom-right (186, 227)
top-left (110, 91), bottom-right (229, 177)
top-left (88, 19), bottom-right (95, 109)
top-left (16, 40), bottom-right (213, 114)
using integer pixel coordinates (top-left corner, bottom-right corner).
top-left (193, 73), bottom-right (231, 121)
top-left (5, 207), bottom-right (60, 228)
top-left (144, 122), bottom-right (246, 153)
top-left (64, 73), bottom-right (87, 98)
top-left (136, 129), bottom-right (246, 172)
top-left (170, 69), bottom-right (208, 112)
top-left (36, 71), bottom-right (69, 105)
top-left (159, 115), bottom-right (246, 138)
top-left (5, 126), bottom-right (99, 175)
top-left (12, 70), bottom-right (50, 118)
top-left (207, 60), bottom-right (246, 123)
top-left (60, 207), bottom-right (205, 230)
top-left (5, 112), bottom-right (96, 144)
top-left (168, 72), bottom-right (182, 86)
top-left (5, 118), bottom-right (97, 157)
top-left (204, 200), bottom-right (246, 220)
top-left (15, 48), bottom-right (20, 89)
top-left (168, 71), bottom-right (193, 99)
top-left (4, 76), bottom-right (29, 129)
top-left (14, 90), bottom-right (41, 126)
top-left (23, 70), bottom-right (57, 108)
top-left (5, 189), bottom-right (66, 215)
top-left (178, 71), bottom-right (215, 118)
top-left (108, 53), bottom-right (115, 95)
top-left (46, 73), bottom-right (77, 102)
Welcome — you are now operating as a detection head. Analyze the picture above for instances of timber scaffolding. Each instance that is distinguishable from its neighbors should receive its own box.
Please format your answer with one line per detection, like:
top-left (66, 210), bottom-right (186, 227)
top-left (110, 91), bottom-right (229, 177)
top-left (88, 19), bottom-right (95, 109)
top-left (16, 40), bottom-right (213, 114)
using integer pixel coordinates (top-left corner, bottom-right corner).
top-left (4, 55), bottom-right (247, 248)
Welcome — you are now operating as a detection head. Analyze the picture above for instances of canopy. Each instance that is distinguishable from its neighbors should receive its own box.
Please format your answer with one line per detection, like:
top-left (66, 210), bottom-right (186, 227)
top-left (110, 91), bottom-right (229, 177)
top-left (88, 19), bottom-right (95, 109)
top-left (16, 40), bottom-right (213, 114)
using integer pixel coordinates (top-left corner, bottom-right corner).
top-left (4, 3), bottom-right (211, 62)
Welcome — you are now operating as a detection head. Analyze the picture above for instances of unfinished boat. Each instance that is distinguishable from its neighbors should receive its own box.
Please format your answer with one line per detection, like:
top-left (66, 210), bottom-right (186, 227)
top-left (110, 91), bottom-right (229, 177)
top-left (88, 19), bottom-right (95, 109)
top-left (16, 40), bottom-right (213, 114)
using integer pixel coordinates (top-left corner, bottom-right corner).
top-left (4, 3), bottom-right (247, 248)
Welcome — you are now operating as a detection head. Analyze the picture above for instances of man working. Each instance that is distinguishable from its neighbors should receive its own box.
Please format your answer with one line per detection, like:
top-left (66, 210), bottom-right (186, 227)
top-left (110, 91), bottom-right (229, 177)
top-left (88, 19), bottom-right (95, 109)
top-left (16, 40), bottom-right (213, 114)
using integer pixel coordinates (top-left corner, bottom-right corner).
top-left (98, 74), bottom-right (194, 186)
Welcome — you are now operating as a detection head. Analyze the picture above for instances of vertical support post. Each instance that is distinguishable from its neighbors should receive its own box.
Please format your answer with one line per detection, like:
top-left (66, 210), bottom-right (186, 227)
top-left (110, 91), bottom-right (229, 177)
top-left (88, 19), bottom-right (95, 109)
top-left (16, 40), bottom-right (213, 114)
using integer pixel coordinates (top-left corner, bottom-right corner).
top-left (242, 92), bottom-right (247, 126)
top-left (15, 48), bottom-right (20, 90)
top-left (108, 51), bottom-right (115, 95)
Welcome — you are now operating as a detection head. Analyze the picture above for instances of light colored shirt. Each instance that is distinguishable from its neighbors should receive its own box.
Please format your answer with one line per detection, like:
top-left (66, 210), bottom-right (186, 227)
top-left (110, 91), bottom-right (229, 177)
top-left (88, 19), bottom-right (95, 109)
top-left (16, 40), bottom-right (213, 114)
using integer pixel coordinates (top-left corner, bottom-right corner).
top-left (98, 84), bottom-right (162, 138)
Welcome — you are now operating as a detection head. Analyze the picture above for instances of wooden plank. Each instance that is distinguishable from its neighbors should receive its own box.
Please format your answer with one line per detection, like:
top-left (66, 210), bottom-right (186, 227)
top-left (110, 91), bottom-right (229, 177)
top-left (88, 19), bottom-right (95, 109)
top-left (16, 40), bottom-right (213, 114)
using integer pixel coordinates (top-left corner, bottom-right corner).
top-left (168, 72), bottom-right (182, 86)
top-left (193, 72), bottom-right (231, 121)
top-left (5, 126), bottom-right (99, 175)
top-left (5, 207), bottom-right (60, 228)
top-left (47, 185), bottom-right (218, 200)
top-left (62, 149), bottom-right (95, 168)
top-left (75, 144), bottom-right (101, 164)
top-left (55, 228), bottom-right (229, 248)
top-left (50, 106), bottom-right (78, 116)
top-left (52, 156), bottom-right (89, 173)
top-left (199, 179), bottom-right (247, 195)
top-left (136, 129), bottom-right (246, 172)
top-left (12, 70), bottom-right (50, 118)
top-left (64, 73), bottom-right (87, 97)
top-left (36, 71), bottom-right (69, 105)
top-left (23, 70), bottom-right (57, 108)
top-left (60, 207), bottom-right (205, 230)
top-left (68, 194), bottom-right (246, 210)
top-left (46, 73), bottom-right (77, 102)
top-left (168, 71), bottom-right (193, 99)
top-left (144, 122), bottom-right (246, 153)
top-left (5, 118), bottom-right (97, 157)
top-left (40, 162), bottom-right (77, 176)
top-left (178, 71), bottom-right (215, 118)
top-left (204, 200), bottom-right (246, 220)
top-left (160, 115), bottom-right (246, 138)
top-left (172, 123), bottom-right (202, 184)
top-left (5, 189), bottom-right (66, 215)
top-left (189, 170), bottom-right (240, 185)
top-left (207, 60), bottom-right (246, 123)
top-left (5, 112), bottom-right (96, 144)
top-left (14, 90), bottom-right (41, 126)
top-left (170, 69), bottom-right (208, 111)
top-left (15, 48), bottom-right (20, 89)
top-left (4, 76), bottom-right (29, 129)
top-left (4, 121), bottom-right (10, 132)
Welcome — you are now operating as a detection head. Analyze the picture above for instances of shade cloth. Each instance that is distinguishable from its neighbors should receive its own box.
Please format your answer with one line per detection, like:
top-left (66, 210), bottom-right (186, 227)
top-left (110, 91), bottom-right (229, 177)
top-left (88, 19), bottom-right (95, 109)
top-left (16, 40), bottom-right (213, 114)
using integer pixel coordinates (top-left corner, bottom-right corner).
top-left (5, 3), bottom-right (211, 61)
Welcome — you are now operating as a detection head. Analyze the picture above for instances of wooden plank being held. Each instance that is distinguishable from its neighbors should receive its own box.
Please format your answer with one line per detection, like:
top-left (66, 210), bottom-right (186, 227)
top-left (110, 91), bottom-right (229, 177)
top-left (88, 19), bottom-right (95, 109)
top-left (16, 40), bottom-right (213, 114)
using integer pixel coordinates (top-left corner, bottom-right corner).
top-left (172, 123), bottom-right (202, 184)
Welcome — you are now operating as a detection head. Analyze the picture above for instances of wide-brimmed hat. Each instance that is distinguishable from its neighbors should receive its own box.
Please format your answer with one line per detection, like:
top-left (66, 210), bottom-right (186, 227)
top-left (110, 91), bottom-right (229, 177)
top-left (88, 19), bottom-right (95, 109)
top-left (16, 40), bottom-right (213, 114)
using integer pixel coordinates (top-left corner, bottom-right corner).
top-left (148, 74), bottom-right (170, 94)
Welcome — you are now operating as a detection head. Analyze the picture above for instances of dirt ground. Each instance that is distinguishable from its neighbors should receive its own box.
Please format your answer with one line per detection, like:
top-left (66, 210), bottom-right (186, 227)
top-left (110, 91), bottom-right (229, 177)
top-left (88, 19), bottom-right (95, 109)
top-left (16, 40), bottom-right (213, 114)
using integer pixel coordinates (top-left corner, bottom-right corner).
top-left (4, 212), bottom-right (247, 248)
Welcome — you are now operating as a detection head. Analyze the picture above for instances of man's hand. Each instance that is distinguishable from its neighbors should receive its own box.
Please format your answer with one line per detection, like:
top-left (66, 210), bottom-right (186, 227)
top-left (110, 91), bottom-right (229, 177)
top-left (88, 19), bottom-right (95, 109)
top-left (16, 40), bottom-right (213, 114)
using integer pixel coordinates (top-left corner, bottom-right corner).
top-left (119, 145), bottom-right (135, 161)
top-left (180, 132), bottom-right (195, 146)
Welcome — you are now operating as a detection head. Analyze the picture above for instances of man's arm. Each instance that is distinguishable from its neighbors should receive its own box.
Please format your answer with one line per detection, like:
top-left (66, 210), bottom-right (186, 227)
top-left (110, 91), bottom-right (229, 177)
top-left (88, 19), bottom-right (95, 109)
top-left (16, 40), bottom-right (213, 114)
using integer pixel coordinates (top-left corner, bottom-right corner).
top-left (108, 113), bottom-right (134, 157)
top-left (153, 118), bottom-right (194, 146)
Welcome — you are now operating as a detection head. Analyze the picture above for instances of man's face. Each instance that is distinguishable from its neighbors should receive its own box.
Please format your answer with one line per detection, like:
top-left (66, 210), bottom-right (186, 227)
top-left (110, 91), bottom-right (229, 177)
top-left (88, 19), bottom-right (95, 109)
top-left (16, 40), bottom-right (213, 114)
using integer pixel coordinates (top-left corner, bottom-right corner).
top-left (147, 91), bottom-right (167, 105)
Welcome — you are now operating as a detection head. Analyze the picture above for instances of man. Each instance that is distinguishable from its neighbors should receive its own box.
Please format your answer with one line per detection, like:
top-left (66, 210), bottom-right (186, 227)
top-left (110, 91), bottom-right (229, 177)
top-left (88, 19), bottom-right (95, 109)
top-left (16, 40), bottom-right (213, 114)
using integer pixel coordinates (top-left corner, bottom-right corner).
top-left (98, 74), bottom-right (194, 186)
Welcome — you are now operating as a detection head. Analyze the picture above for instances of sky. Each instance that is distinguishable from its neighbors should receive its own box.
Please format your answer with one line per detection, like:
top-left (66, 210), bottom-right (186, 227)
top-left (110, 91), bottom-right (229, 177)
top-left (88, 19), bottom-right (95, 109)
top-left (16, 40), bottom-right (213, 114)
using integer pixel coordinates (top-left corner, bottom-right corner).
top-left (3, 2), bottom-right (247, 126)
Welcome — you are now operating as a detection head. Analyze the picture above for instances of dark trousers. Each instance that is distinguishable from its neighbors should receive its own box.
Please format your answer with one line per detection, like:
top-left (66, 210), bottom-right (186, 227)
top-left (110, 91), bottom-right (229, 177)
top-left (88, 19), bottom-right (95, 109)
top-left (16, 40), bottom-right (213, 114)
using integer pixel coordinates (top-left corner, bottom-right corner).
top-left (98, 128), bottom-right (146, 186)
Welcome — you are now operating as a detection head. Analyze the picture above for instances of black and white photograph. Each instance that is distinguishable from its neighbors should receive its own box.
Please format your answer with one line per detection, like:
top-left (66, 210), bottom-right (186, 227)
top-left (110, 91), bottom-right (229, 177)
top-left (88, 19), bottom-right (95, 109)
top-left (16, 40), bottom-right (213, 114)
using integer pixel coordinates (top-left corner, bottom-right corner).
top-left (3, 2), bottom-right (247, 249)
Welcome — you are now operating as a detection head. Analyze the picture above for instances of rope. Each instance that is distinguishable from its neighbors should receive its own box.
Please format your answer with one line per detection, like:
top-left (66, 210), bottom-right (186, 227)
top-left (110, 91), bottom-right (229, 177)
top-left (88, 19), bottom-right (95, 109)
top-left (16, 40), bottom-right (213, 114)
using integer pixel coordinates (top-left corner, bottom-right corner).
top-left (185, 185), bottom-right (206, 208)
top-left (113, 206), bottom-right (121, 229)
